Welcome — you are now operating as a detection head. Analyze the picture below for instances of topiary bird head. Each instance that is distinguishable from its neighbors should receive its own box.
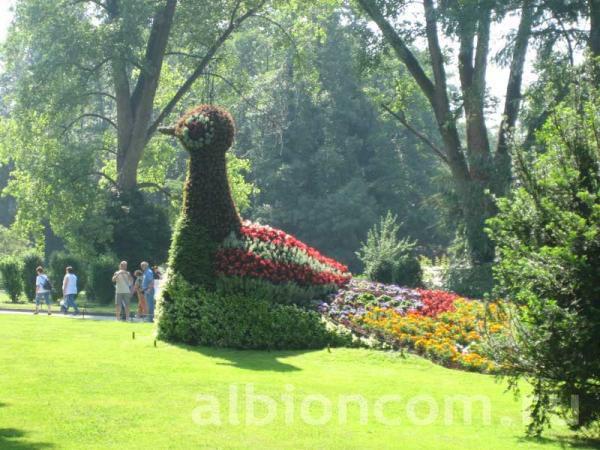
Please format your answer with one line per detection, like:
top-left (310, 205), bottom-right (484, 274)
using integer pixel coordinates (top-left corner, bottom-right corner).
top-left (158, 104), bottom-right (235, 155)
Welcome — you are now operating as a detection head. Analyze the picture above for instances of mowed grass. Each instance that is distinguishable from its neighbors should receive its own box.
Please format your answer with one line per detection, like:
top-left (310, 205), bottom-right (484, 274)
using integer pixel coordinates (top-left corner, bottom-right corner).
top-left (0, 315), bottom-right (597, 450)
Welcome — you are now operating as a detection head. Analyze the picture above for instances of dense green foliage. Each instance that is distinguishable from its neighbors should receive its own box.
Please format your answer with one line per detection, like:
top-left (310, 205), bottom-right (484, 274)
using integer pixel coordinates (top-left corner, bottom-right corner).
top-left (48, 252), bottom-right (87, 299)
top-left (106, 191), bottom-right (171, 267)
top-left (444, 259), bottom-right (493, 299)
top-left (160, 104), bottom-right (348, 349)
top-left (357, 212), bottom-right (422, 287)
top-left (0, 256), bottom-right (22, 302)
top-left (0, 3), bottom-right (450, 273)
top-left (158, 275), bottom-right (342, 350)
top-left (215, 276), bottom-right (333, 308)
top-left (162, 105), bottom-right (239, 299)
top-left (0, 224), bottom-right (30, 257)
top-left (86, 254), bottom-right (118, 305)
top-left (0, 0), bottom-right (261, 263)
top-left (20, 252), bottom-right (43, 302)
top-left (487, 77), bottom-right (600, 434)
top-left (223, 13), bottom-right (447, 270)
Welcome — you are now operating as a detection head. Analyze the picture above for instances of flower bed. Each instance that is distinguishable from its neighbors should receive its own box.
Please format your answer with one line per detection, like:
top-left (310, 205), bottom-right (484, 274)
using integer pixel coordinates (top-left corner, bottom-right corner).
top-left (216, 248), bottom-right (349, 287)
top-left (217, 222), bottom-right (351, 289)
top-left (319, 280), bottom-right (506, 373)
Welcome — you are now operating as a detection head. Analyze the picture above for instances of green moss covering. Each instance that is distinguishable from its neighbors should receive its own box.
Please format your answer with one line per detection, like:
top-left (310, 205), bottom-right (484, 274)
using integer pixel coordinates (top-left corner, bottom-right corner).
top-left (165, 105), bottom-right (241, 288)
top-left (158, 104), bottom-right (342, 349)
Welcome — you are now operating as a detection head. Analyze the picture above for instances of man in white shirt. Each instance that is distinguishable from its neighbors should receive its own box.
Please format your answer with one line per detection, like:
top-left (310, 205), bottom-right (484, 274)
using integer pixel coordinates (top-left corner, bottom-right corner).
top-left (112, 261), bottom-right (133, 321)
top-left (62, 266), bottom-right (79, 315)
top-left (34, 266), bottom-right (52, 315)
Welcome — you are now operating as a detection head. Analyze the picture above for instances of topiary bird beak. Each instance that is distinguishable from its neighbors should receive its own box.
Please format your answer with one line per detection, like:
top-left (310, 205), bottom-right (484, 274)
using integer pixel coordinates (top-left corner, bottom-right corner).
top-left (158, 126), bottom-right (176, 136)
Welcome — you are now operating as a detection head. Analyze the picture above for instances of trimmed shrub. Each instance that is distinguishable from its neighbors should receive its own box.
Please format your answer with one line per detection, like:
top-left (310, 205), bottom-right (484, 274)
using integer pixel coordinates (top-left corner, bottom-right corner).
top-left (158, 105), bottom-right (352, 349)
top-left (87, 254), bottom-right (117, 305)
top-left (357, 212), bottom-right (422, 287)
top-left (158, 275), bottom-right (344, 350)
top-left (21, 251), bottom-right (43, 302)
top-left (215, 276), bottom-right (334, 308)
top-left (167, 216), bottom-right (216, 289)
top-left (164, 105), bottom-right (240, 292)
top-left (48, 252), bottom-right (87, 299)
top-left (0, 257), bottom-right (23, 303)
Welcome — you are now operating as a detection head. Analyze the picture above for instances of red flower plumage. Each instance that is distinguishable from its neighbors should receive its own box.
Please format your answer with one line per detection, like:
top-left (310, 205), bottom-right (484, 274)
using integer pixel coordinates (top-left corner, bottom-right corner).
top-left (216, 248), bottom-right (350, 288)
top-left (239, 222), bottom-right (350, 275)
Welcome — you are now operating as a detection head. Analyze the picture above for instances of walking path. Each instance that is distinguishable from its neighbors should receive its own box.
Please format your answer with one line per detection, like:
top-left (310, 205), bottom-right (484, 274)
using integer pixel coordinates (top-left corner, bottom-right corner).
top-left (0, 308), bottom-right (148, 322)
top-left (1, 279), bottom-right (163, 322)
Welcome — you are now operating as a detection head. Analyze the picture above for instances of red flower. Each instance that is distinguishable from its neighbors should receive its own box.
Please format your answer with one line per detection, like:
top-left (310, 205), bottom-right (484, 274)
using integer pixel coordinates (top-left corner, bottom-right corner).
top-left (215, 248), bottom-right (350, 288)
top-left (416, 289), bottom-right (459, 317)
top-left (239, 222), bottom-right (350, 275)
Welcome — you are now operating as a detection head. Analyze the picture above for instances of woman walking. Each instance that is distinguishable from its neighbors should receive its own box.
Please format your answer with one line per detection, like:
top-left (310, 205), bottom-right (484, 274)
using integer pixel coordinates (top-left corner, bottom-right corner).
top-left (34, 266), bottom-right (52, 315)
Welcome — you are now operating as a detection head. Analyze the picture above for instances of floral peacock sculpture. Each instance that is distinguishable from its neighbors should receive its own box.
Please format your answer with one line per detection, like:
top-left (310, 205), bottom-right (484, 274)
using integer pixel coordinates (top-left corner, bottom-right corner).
top-left (157, 105), bottom-right (351, 349)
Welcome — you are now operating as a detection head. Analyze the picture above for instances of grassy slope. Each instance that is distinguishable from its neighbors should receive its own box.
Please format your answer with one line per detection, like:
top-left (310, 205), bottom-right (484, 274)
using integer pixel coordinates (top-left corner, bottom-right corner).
top-left (0, 315), bottom-right (596, 450)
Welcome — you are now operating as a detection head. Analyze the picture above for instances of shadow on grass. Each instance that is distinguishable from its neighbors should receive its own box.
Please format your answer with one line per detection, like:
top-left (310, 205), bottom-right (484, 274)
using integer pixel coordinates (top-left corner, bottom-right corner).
top-left (517, 435), bottom-right (600, 449)
top-left (0, 429), bottom-right (54, 450)
top-left (0, 403), bottom-right (54, 449)
top-left (173, 343), bottom-right (318, 372)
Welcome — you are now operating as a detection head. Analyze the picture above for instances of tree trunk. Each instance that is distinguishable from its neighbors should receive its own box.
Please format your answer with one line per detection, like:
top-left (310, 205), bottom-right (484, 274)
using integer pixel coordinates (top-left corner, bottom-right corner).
top-left (590, 0), bottom-right (600, 57)
top-left (590, 0), bottom-right (600, 82)
top-left (109, 0), bottom-right (177, 192)
top-left (457, 6), bottom-right (493, 182)
top-left (423, 0), bottom-right (495, 264)
top-left (355, 0), bottom-right (534, 265)
top-left (457, 180), bottom-right (495, 264)
top-left (105, 0), bottom-right (264, 193)
top-left (495, 0), bottom-right (534, 195)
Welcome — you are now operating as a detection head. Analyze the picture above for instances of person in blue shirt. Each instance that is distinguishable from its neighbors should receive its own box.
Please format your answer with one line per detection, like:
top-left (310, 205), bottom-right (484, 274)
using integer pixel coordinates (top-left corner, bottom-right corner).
top-left (140, 261), bottom-right (155, 322)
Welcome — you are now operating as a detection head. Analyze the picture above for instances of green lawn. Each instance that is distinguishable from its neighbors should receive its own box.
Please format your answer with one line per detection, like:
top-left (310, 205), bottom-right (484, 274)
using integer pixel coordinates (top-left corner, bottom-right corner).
top-left (0, 315), bottom-right (597, 450)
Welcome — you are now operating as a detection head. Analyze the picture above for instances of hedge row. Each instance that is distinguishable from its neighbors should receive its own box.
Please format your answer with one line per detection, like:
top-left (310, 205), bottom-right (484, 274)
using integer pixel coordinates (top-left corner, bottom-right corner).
top-left (0, 252), bottom-right (118, 305)
top-left (158, 275), bottom-right (348, 350)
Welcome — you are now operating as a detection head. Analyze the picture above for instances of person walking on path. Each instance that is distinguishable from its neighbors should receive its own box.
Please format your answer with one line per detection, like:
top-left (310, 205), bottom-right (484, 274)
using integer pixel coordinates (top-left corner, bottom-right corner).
top-left (34, 266), bottom-right (52, 315)
top-left (133, 269), bottom-right (148, 321)
top-left (112, 261), bottom-right (133, 321)
top-left (140, 262), bottom-right (155, 322)
top-left (62, 266), bottom-right (80, 315)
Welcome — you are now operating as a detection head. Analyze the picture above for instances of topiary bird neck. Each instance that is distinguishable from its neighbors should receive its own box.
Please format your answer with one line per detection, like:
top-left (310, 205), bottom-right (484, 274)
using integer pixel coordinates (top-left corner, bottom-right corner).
top-left (184, 150), bottom-right (241, 243)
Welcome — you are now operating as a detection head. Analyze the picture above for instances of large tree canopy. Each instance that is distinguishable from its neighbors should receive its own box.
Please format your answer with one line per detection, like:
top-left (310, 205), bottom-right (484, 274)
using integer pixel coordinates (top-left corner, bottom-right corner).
top-left (209, 9), bottom-right (449, 268)
top-left (3, 0), bottom-right (271, 191)
top-left (350, 0), bottom-right (598, 265)
top-left (0, 0), bottom-right (265, 257)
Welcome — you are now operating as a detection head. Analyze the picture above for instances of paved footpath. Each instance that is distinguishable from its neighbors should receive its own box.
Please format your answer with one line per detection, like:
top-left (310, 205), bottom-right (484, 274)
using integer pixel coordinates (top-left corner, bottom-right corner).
top-left (1, 281), bottom-right (162, 323)
top-left (0, 309), bottom-right (146, 322)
